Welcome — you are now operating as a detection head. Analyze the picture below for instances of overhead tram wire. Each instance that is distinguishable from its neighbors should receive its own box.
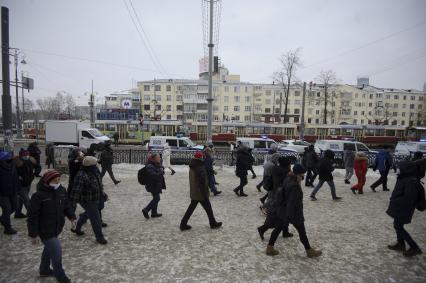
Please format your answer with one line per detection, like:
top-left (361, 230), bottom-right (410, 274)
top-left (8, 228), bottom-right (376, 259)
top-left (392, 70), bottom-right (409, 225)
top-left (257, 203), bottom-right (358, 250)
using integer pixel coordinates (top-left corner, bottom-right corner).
top-left (123, 0), bottom-right (167, 78)
top-left (20, 48), bottom-right (160, 74)
top-left (128, 0), bottom-right (169, 77)
top-left (303, 19), bottom-right (426, 69)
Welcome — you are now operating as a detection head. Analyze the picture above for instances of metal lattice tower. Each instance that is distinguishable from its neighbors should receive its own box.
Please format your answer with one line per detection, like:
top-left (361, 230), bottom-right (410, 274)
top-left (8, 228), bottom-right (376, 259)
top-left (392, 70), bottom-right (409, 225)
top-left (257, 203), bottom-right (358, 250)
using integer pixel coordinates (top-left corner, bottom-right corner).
top-left (201, 0), bottom-right (221, 58)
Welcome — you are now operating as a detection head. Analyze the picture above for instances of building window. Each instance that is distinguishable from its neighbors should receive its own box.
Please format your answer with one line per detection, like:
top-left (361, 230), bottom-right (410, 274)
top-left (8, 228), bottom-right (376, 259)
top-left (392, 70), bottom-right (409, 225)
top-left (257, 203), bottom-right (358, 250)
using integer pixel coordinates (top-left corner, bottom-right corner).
top-left (353, 119), bottom-right (357, 124)
top-left (245, 106), bottom-right (251, 112)
top-left (265, 90), bottom-right (271, 96)
top-left (245, 96), bottom-right (251, 103)
top-left (419, 105), bottom-right (423, 110)
top-left (308, 118), bottom-right (312, 123)
top-left (144, 85), bottom-right (150, 91)
top-left (265, 99), bottom-right (271, 104)
top-left (224, 96), bottom-right (229, 103)
top-left (224, 86), bottom-right (229, 92)
top-left (155, 105), bottom-right (161, 110)
top-left (244, 115), bottom-right (250, 121)
top-left (411, 96), bottom-right (415, 101)
top-left (234, 86), bottom-right (240, 93)
top-left (315, 119), bottom-right (319, 124)
top-left (245, 86), bottom-right (249, 93)
top-left (402, 112), bottom-right (406, 117)
top-left (234, 96), bottom-right (240, 103)
top-left (176, 95), bottom-right (182, 101)
top-left (294, 109), bottom-right (300, 114)
top-left (316, 110), bottom-right (320, 115)
top-left (403, 96), bottom-right (407, 100)
top-left (293, 117), bottom-right (299, 123)
top-left (224, 106), bottom-right (228, 111)
top-left (166, 95), bottom-right (172, 101)
top-left (386, 95), bottom-right (390, 99)
top-left (234, 106), bottom-right (240, 111)
top-left (361, 111), bottom-right (365, 115)
top-left (166, 105), bottom-right (171, 111)
top-left (275, 108), bottom-right (280, 114)
top-left (176, 105), bottom-right (183, 111)
top-left (166, 115), bottom-right (171, 120)
top-left (402, 104), bottom-right (406, 108)
top-left (294, 100), bottom-right (301, 105)
top-left (294, 91), bottom-right (300, 96)
top-left (144, 95), bottom-right (150, 101)
top-left (370, 94), bottom-right (374, 99)
top-left (317, 92), bottom-right (321, 97)
top-left (265, 108), bottom-right (271, 113)
top-left (410, 104), bottom-right (415, 109)
top-left (394, 95), bottom-right (399, 100)
top-left (166, 85), bottom-right (171, 92)
top-left (144, 105), bottom-right (150, 111)
top-left (361, 119), bottom-right (364, 124)
top-left (354, 111), bottom-right (358, 115)
top-left (393, 112), bottom-right (398, 117)
top-left (155, 85), bottom-right (161, 91)
top-left (402, 120), bottom-right (405, 125)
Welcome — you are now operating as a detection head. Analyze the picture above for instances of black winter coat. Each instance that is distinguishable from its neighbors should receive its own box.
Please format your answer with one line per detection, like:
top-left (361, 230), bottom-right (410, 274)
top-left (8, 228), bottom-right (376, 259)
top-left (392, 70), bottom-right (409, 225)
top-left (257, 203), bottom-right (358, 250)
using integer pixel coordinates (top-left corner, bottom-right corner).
top-left (413, 158), bottom-right (426, 180)
top-left (204, 154), bottom-right (215, 176)
top-left (275, 175), bottom-right (304, 224)
top-left (100, 147), bottom-right (114, 167)
top-left (236, 150), bottom-right (251, 177)
top-left (15, 157), bottom-right (36, 187)
top-left (27, 181), bottom-right (76, 240)
top-left (317, 158), bottom-right (334, 181)
top-left (305, 150), bottom-right (318, 169)
top-left (271, 166), bottom-right (289, 191)
top-left (0, 160), bottom-right (19, 196)
top-left (386, 161), bottom-right (419, 224)
top-left (145, 161), bottom-right (166, 194)
top-left (28, 144), bottom-right (41, 162)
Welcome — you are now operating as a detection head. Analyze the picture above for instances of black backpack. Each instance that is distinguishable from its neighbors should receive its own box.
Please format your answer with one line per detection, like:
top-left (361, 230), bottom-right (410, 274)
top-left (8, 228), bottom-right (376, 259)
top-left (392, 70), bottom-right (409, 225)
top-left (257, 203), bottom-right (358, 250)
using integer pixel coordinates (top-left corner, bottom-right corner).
top-left (416, 181), bottom-right (426, 212)
top-left (138, 166), bottom-right (148, 185)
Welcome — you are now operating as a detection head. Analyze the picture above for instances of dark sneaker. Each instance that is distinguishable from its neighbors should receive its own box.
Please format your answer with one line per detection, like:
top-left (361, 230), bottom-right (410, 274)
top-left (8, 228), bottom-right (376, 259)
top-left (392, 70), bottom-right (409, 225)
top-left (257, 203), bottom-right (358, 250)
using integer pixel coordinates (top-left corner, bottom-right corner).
top-left (14, 213), bottom-right (27, 219)
top-left (333, 197), bottom-right (342, 201)
top-left (71, 228), bottom-right (85, 236)
top-left (142, 209), bottom-right (150, 219)
top-left (403, 248), bottom-right (422, 257)
top-left (370, 186), bottom-right (376, 192)
top-left (210, 222), bottom-right (222, 229)
top-left (114, 180), bottom-right (121, 185)
top-left (383, 188), bottom-right (390, 191)
top-left (151, 213), bottom-right (162, 218)
top-left (350, 188), bottom-right (357, 194)
top-left (256, 184), bottom-right (262, 192)
top-left (240, 192), bottom-right (248, 197)
top-left (310, 195), bottom-right (317, 201)
top-left (213, 191), bottom-right (222, 196)
top-left (388, 242), bottom-right (405, 252)
top-left (96, 238), bottom-right (108, 245)
top-left (180, 224), bottom-right (192, 231)
top-left (344, 180), bottom-right (350, 184)
top-left (101, 222), bottom-right (108, 228)
top-left (4, 227), bottom-right (17, 235)
top-left (39, 269), bottom-right (54, 277)
top-left (57, 276), bottom-right (71, 283)
top-left (282, 232), bottom-right (294, 238)
top-left (252, 175), bottom-right (257, 179)
top-left (171, 170), bottom-right (176, 175)
top-left (233, 188), bottom-right (240, 196)
top-left (257, 227), bottom-right (265, 241)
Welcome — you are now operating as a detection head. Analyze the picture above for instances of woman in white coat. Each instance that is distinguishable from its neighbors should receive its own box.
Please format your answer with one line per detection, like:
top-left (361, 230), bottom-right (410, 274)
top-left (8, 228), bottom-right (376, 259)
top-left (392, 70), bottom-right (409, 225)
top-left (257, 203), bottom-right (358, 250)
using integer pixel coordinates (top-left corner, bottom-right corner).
top-left (162, 144), bottom-right (176, 175)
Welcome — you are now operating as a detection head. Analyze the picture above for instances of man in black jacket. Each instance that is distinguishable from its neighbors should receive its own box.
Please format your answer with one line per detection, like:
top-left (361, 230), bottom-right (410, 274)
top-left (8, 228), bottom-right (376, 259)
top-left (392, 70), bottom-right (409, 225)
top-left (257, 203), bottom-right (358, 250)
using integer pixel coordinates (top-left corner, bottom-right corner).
top-left (412, 151), bottom-right (426, 181)
top-left (100, 141), bottom-right (120, 185)
top-left (0, 151), bottom-right (19, 234)
top-left (27, 142), bottom-right (42, 177)
top-left (304, 145), bottom-right (318, 187)
top-left (386, 161), bottom-right (423, 257)
top-left (27, 170), bottom-right (76, 283)
top-left (234, 146), bottom-right (252, 197)
top-left (310, 150), bottom-right (342, 201)
top-left (142, 153), bottom-right (166, 219)
top-left (266, 164), bottom-right (322, 258)
top-left (70, 156), bottom-right (108, 244)
top-left (14, 149), bottom-right (36, 218)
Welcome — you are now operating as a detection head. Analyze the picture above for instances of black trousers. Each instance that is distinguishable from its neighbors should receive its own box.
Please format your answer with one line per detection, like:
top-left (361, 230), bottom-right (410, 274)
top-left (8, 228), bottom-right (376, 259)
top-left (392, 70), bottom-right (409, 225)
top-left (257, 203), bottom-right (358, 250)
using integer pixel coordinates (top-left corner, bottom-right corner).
top-left (100, 164), bottom-right (118, 183)
top-left (393, 219), bottom-right (420, 250)
top-left (371, 170), bottom-right (389, 190)
top-left (181, 199), bottom-right (216, 225)
top-left (236, 174), bottom-right (248, 193)
top-left (258, 214), bottom-right (288, 235)
top-left (306, 167), bottom-right (317, 185)
top-left (268, 221), bottom-right (311, 250)
top-left (249, 167), bottom-right (256, 177)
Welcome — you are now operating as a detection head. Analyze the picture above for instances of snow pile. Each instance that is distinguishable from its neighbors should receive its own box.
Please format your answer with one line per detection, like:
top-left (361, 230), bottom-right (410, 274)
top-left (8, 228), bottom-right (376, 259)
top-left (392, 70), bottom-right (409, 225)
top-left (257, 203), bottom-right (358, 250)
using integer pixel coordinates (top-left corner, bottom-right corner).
top-left (0, 163), bottom-right (424, 282)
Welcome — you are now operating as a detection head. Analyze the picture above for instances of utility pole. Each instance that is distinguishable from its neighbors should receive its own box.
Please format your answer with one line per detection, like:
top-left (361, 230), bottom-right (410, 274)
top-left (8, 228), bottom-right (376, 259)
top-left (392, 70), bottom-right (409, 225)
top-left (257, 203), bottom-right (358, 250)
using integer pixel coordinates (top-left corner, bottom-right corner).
top-left (13, 48), bottom-right (22, 138)
top-left (300, 82), bottom-right (306, 140)
top-left (206, 0), bottom-right (214, 144)
top-left (89, 80), bottom-right (95, 127)
top-left (1, 7), bottom-right (13, 152)
top-left (21, 71), bottom-right (25, 126)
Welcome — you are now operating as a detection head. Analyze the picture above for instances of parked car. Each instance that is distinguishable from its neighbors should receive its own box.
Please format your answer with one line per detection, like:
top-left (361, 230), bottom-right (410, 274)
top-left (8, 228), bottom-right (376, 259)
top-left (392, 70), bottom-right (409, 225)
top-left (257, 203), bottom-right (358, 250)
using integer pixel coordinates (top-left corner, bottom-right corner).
top-left (279, 139), bottom-right (320, 154)
top-left (395, 141), bottom-right (426, 157)
top-left (148, 136), bottom-right (204, 151)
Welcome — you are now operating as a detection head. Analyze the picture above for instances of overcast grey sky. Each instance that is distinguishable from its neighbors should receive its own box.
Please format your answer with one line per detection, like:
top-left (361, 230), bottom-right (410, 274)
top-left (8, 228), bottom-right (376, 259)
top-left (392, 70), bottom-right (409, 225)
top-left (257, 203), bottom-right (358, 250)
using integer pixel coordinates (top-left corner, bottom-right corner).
top-left (1, 0), bottom-right (426, 105)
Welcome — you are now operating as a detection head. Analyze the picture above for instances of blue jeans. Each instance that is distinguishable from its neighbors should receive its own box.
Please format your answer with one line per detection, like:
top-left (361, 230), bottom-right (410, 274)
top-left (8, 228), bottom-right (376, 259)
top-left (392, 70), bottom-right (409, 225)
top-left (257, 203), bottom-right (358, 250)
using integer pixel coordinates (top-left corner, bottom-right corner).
top-left (16, 185), bottom-right (30, 215)
top-left (208, 174), bottom-right (217, 193)
top-left (40, 237), bottom-right (67, 280)
top-left (144, 193), bottom-right (160, 214)
top-left (312, 180), bottom-right (337, 198)
top-left (76, 201), bottom-right (104, 240)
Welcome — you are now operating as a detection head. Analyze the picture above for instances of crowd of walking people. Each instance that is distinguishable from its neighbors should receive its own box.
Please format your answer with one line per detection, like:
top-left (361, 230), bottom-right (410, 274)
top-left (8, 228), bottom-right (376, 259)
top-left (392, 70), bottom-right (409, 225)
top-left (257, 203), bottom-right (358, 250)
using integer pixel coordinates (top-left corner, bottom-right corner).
top-left (0, 139), bottom-right (425, 282)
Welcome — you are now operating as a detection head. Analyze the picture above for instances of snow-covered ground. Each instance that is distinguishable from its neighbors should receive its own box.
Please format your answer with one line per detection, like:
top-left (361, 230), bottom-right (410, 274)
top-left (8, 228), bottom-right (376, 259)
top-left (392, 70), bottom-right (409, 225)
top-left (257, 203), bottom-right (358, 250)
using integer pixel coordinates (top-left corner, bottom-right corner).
top-left (1, 164), bottom-right (425, 282)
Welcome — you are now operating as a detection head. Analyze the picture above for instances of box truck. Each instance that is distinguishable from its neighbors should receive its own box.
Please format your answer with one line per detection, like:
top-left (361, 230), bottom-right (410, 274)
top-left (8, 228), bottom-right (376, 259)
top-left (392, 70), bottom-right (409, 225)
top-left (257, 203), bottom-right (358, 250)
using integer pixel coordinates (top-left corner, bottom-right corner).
top-left (45, 120), bottom-right (110, 148)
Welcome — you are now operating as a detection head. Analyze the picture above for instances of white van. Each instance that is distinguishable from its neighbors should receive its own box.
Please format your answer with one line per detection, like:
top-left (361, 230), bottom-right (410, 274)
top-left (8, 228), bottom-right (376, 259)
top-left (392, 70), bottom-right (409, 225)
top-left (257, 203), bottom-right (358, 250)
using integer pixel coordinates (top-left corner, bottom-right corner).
top-left (395, 141), bottom-right (426, 157)
top-left (148, 136), bottom-right (203, 151)
top-left (236, 137), bottom-right (297, 153)
top-left (315, 140), bottom-right (374, 153)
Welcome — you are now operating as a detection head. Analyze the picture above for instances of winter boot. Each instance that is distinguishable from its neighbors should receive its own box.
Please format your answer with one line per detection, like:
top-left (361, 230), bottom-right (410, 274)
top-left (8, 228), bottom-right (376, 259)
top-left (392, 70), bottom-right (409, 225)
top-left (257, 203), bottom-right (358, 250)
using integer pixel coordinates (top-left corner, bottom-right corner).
top-left (151, 213), bottom-right (163, 218)
top-left (350, 187), bottom-right (357, 194)
top-left (57, 276), bottom-right (71, 283)
top-left (266, 245), bottom-right (279, 256)
top-left (383, 187), bottom-right (390, 191)
top-left (282, 232), bottom-right (294, 238)
top-left (114, 180), bottom-right (121, 185)
top-left (213, 190), bottom-right (222, 196)
top-left (403, 248), bottom-right (423, 257)
top-left (71, 228), bottom-right (85, 236)
top-left (358, 189), bottom-right (364, 194)
top-left (171, 169), bottom-right (176, 175)
top-left (240, 191), bottom-right (248, 197)
top-left (306, 248), bottom-right (322, 258)
top-left (142, 209), bottom-right (150, 219)
top-left (332, 196), bottom-right (342, 201)
top-left (180, 224), bottom-right (192, 231)
top-left (388, 241), bottom-right (406, 252)
top-left (344, 179), bottom-right (350, 184)
top-left (210, 222), bottom-right (222, 229)
top-left (39, 268), bottom-right (54, 277)
top-left (370, 185), bottom-right (376, 192)
top-left (96, 238), bottom-right (108, 245)
top-left (233, 188), bottom-right (240, 196)
top-left (4, 227), bottom-right (17, 235)
top-left (257, 226), bottom-right (266, 241)
top-left (310, 195), bottom-right (317, 201)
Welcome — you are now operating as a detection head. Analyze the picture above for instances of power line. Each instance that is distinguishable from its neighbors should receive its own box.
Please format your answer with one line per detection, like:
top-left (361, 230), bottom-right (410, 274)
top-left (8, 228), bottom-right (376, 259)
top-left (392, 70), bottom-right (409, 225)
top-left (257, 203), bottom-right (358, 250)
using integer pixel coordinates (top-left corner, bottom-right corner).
top-left (122, 0), bottom-right (168, 77)
top-left (128, 0), bottom-right (169, 76)
top-left (20, 48), bottom-right (160, 73)
top-left (303, 19), bottom-right (426, 69)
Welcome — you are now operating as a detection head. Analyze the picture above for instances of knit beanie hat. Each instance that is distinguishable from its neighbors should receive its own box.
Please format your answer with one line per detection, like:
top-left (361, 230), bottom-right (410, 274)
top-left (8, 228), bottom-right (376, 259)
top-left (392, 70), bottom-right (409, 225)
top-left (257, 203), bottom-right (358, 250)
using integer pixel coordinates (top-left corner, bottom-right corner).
top-left (42, 169), bottom-right (61, 184)
top-left (292, 163), bottom-right (307, 175)
top-left (82, 156), bottom-right (98, 167)
top-left (194, 151), bottom-right (204, 159)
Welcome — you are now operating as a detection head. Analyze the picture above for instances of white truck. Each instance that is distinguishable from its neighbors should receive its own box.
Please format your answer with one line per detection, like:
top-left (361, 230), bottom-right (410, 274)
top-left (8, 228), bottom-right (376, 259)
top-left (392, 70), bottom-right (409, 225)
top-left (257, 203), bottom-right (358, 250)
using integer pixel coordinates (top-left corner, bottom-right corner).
top-left (45, 120), bottom-right (110, 148)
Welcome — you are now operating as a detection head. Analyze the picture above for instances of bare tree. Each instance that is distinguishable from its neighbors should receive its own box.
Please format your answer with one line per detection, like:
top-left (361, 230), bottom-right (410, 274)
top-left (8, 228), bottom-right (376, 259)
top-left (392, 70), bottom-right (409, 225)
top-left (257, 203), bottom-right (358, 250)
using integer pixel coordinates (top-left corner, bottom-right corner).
top-left (64, 94), bottom-right (76, 117)
top-left (273, 48), bottom-right (302, 123)
top-left (316, 70), bottom-right (337, 124)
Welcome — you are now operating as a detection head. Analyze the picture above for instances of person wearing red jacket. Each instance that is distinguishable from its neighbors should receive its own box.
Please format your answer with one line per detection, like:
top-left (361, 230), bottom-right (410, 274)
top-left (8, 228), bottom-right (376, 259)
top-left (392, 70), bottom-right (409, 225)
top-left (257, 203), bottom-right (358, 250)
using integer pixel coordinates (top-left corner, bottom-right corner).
top-left (351, 152), bottom-right (368, 194)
